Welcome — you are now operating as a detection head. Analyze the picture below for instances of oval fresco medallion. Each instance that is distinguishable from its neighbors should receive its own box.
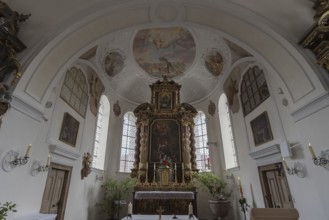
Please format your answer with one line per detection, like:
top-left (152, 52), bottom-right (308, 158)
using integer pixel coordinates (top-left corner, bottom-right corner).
top-left (133, 27), bottom-right (196, 78)
top-left (205, 50), bottom-right (224, 77)
top-left (104, 51), bottom-right (124, 77)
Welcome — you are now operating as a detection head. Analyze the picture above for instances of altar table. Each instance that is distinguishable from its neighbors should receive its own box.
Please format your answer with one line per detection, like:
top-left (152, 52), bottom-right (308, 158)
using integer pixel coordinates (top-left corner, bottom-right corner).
top-left (133, 190), bottom-right (197, 216)
top-left (121, 215), bottom-right (198, 220)
top-left (14, 213), bottom-right (57, 220)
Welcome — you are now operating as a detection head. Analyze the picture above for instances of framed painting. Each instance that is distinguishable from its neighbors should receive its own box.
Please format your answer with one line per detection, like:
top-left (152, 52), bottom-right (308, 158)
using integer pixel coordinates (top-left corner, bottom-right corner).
top-left (149, 119), bottom-right (181, 163)
top-left (158, 92), bottom-right (172, 110)
top-left (250, 111), bottom-right (273, 146)
top-left (59, 112), bottom-right (80, 147)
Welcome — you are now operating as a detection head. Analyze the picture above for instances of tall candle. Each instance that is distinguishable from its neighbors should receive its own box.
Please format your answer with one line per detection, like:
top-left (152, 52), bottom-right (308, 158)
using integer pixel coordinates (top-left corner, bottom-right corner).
top-left (146, 162), bottom-right (148, 170)
top-left (182, 163), bottom-right (184, 181)
top-left (308, 143), bottom-right (316, 158)
top-left (46, 154), bottom-right (51, 166)
top-left (188, 202), bottom-right (193, 215)
top-left (25, 144), bottom-right (32, 157)
top-left (128, 202), bottom-right (132, 214)
top-left (282, 158), bottom-right (288, 170)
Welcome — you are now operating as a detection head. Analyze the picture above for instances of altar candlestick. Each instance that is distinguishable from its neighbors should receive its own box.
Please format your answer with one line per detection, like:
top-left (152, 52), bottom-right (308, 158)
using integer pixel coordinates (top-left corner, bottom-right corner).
top-left (238, 176), bottom-right (243, 197)
top-left (308, 143), bottom-right (316, 158)
top-left (128, 202), bottom-right (132, 214)
top-left (182, 163), bottom-right (185, 182)
top-left (188, 202), bottom-right (193, 215)
top-left (25, 144), bottom-right (32, 157)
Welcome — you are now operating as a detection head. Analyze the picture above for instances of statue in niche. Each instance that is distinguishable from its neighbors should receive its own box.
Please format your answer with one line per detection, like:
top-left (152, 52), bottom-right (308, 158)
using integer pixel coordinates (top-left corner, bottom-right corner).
top-left (0, 1), bottom-right (30, 85)
top-left (224, 70), bottom-right (241, 113)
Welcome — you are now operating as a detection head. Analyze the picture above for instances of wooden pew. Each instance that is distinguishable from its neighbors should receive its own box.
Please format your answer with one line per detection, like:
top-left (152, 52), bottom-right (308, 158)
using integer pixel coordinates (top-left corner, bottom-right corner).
top-left (250, 208), bottom-right (299, 220)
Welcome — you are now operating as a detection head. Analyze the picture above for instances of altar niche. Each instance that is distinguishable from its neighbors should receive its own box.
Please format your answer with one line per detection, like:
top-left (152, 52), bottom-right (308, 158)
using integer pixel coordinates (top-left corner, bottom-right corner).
top-left (131, 77), bottom-right (198, 185)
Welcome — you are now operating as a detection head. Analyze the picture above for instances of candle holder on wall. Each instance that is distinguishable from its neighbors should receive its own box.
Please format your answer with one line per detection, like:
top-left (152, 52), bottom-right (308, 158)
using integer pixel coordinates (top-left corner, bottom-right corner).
top-left (313, 149), bottom-right (329, 170)
top-left (2, 149), bottom-right (30, 172)
top-left (282, 159), bottom-right (306, 178)
top-left (308, 143), bottom-right (329, 170)
top-left (30, 160), bottom-right (49, 176)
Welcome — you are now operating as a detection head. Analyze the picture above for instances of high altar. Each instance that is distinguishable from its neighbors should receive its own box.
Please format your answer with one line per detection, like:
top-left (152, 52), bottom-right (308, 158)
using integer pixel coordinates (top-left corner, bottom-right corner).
top-left (131, 77), bottom-right (198, 215)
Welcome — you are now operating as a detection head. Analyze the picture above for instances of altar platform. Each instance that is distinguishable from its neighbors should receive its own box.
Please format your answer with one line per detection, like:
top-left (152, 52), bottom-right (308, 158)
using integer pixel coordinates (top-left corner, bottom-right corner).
top-left (121, 215), bottom-right (198, 220)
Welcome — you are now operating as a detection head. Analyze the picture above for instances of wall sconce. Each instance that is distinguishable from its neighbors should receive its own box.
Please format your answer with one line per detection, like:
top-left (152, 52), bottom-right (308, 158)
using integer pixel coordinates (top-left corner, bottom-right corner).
top-left (308, 143), bottom-right (329, 169)
top-left (282, 158), bottom-right (306, 178)
top-left (30, 154), bottom-right (51, 176)
top-left (2, 145), bottom-right (32, 172)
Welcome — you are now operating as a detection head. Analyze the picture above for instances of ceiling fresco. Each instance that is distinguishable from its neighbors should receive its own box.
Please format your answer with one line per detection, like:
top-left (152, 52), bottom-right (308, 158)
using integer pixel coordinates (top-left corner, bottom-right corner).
top-left (133, 27), bottom-right (196, 78)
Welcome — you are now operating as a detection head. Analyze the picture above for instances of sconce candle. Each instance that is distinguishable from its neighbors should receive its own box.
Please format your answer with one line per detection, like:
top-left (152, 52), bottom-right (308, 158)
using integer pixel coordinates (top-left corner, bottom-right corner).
top-left (282, 158), bottom-right (288, 170)
top-left (46, 154), bottom-right (51, 167)
top-left (25, 144), bottom-right (32, 157)
top-left (308, 143), bottom-right (316, 158)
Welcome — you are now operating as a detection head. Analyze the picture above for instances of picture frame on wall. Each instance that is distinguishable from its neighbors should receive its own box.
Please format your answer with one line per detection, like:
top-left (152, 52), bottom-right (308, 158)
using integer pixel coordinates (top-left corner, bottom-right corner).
top-left (59, 112), bottom-right (79, 147)
top-left (250, 111), bottom-right (273, 146)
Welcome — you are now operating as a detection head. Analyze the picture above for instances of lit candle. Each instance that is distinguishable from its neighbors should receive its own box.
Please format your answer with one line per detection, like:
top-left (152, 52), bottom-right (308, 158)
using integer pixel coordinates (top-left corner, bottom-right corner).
top-left (188, 202), bottom-right (193, 215)
top-left (175, 163), bottom-right (177, 170)
top-left (46, 154), bottom-right (51, 167)
top-left (308, 143), bottom-right (316, 158)
top-left (238, 176), bottom-right (243, 197)
top-left (25, 144), bottom-right (32, 157)
top-left (128, 202), bottom-right (132, 215)
top-left (282, 158), bottom-right (288, 170)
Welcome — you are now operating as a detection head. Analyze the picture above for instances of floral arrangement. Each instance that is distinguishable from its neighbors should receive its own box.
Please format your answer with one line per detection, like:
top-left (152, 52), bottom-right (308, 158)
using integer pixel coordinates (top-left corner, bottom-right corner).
top-left (0, 202), bottom-right (17, 220)
top-left (159, 154), bottom-right (172, 168)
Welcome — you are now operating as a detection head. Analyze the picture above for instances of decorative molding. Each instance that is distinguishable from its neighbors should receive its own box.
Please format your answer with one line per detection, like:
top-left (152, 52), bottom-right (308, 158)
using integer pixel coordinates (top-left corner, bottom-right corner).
top-left (249, 144), bottom-right (281, 166)
top-left (11, 93), bottom-right (44, 122)
top-left (291, 91), bottom-right (329, 122)
top-left (49, 144), bottom-right (80, 161)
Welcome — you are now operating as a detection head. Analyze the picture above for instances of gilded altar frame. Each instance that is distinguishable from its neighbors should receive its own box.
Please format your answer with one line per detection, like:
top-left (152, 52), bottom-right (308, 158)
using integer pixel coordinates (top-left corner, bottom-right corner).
top-left (131, 77), bottom-right (198, 184)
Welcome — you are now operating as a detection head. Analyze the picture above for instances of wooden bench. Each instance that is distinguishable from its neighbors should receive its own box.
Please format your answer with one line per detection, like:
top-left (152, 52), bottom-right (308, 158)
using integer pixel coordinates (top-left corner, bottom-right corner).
top-left (250, 208), bottom-right (299, 220)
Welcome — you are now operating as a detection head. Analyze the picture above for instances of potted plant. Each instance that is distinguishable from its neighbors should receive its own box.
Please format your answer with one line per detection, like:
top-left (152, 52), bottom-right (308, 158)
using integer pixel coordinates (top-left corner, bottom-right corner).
top-left (96, 177), bottom-right (136, 220)
top-left (192, 172), bottom-right (232, 220)
top-left (0, 202), bottom-right (17, 220)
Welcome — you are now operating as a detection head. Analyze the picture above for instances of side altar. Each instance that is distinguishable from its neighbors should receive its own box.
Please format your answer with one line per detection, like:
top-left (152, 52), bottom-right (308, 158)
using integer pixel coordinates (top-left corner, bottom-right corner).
top-left (130, 77), bottom-right (198, 216)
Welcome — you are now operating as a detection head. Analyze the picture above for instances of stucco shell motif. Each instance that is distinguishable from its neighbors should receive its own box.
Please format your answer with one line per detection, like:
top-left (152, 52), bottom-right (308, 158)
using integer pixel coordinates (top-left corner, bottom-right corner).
top-left (133, 27), bottom-right (196, 78)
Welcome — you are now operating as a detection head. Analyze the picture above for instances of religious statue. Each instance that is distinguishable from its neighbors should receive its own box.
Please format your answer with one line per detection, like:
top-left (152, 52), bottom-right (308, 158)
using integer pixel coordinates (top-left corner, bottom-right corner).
top-left (81, 152), bottom-right (92, 179)
top-left (0, 1), bottom-right (30, 84)
top-left (0, 82), bottom-right (11, 127)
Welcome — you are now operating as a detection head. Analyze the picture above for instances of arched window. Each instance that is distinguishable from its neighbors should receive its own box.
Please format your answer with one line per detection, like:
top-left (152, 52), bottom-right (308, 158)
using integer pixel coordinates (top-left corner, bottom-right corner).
top-left (240, 66), bottom-right (270, 116)
top-left (119, 112), bottom-right (137, 173)
top-left (92, 95), bottom-right (110, 170)
top-left (194, 111), bottom-right (211, 172)
top-left (219, 93), bottom-right (238, 170)
top-left (60, 67), bottom-right (89, 117)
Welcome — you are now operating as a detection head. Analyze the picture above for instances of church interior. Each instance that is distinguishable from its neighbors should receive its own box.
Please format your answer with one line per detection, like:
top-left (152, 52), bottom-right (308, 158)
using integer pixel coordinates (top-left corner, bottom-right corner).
top-left (1, 0), bottom-right (329, 220)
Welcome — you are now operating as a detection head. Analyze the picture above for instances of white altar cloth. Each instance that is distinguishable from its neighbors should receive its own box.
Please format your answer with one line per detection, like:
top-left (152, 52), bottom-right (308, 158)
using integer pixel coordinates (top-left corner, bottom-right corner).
top-left (121, 215), bottom-right (198, 220)
top-left (135, 191), bottom-right (194, 200)
top-left (14, 213), bottom-right (57, 220)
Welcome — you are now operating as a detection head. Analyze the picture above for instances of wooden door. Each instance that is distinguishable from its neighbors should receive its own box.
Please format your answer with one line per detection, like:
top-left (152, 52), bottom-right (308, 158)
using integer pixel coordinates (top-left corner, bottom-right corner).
top-left (40, 163), bottom-right (72, 220)
top-left (259, 163), bottom-right (293, 208)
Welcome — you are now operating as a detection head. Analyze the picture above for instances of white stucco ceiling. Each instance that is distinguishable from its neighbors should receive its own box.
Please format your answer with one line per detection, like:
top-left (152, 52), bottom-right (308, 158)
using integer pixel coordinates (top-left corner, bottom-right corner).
top-left (11, 0), bottom-right (317, 106)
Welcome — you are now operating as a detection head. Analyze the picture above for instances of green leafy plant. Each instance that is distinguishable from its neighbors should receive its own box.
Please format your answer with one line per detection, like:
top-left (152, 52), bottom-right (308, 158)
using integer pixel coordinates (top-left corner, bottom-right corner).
top-left (0, 202), bottom-right (17, 220)
top-left (96, 177), bottom-right (137, 220)
top-left (192, 172), bottom-right (232, 200)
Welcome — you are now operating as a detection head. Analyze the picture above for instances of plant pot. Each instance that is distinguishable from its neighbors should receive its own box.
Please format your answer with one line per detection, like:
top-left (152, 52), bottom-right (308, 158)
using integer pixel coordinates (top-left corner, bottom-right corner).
top-left (208, 199), bottom-right (231, 220)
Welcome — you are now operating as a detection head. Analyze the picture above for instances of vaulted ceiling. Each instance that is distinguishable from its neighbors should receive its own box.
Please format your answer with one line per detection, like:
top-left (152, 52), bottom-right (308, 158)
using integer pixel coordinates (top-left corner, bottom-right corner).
top-left (12, 0), bottom-right (316, 106)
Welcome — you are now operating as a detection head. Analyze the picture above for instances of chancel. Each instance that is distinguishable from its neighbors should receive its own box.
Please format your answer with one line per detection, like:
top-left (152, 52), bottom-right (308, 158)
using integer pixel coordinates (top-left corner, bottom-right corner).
top-left (1, 1), bottom-right (329, 220)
